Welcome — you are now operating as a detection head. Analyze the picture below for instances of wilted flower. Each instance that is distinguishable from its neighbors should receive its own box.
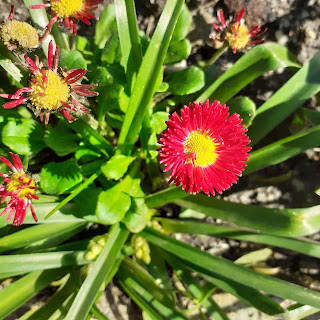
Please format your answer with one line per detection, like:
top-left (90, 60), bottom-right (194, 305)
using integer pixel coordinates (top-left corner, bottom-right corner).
top-left (158, 100), bottom-right (251, 196)
top-left (0, 153), bottom-right (38, 226)
top-left (212, 8), bottom-right (267, 53)
top-left (0, 6), bottom-right (48, 52)
top-left (0, 40), bottom-right (98, 124)
top-left (29, 0), bottom-right (103, 35)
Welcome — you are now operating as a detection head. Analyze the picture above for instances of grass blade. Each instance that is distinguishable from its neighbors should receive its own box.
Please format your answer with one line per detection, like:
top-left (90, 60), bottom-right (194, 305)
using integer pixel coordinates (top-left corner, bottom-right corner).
top-left (245, 124), bottom-right (320, 174)
top-left (0, 251), bottom-right (89, 274)
top-left (142, 227), bottom-right (320, 309)
top-left (117, 0), bottom-right (184, 155)
top-left (0, 222), bottom-right (86, 253)
top-left (197, 42), bottom-right (300, 104)
top-left (0, 269), bottom-right (66, 319)
top-left (248, 50), bottom-right (320, 145)
top-left (158, 218), bottom-right (320, 259)
top-left (174, 195), bottom-right (320, 237)
top-left (65, 223), bottom-right (129, 320)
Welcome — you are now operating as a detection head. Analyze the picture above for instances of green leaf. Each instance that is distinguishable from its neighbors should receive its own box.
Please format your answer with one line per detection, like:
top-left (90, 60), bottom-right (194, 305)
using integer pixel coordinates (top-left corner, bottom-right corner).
top-left (117, 0), bottom-right (185, 156)
top-left (0, 222), bottom-right (86, 253)
top-left (171, 3), bottom-right (192, 42)
top-left (167, 66), bottom-right (205, 95)
top-left (65, 223), bottom-right (129, 320)
top-left (59, 49), bottom-right (87, 69)
top-left (40, 159), bottom-right (83, 195)
top-left (142, 227), bottom-right (320, 311)
top-left (96, 183), bottom-right (131, 224)
top-left (197, 42), bottom-right (301, 104)
top-left (2, 118), bottom-right (45, 155)
top-left (174, 195), bottom-right (320, 237)
top-left (235, 248), bottom-right (272, 265)
top-left (45, 120), bottom-right (79, 156)
top-left (158, 218), bottom-right (320, 260)
top-left (95, 4), bottom-right (116, 48)
top-left (227, 96), bottom-right (256, 127)
top-left (70, 119), bottom-right (113, 158)
top-left (114, 0), bottom-right (142, 90)
top-left (101, 154), bottom-right (136, 180)
top-left (24, 277), bottom-right (76, 320)
top-left (0, 269), bottom-right (66, 320)
top-left (0, 42), bottom-right (23, 83)
top-left (0, 251), bottom-right (89, 274)
top-left (122, 179), bottom-right (148, 233)
top-left (118, 266), bottom-right (188, 319)
top-left (164, 39), bottom-right (191, 65)
top-left (248, 50), bottom-right (320, 145)
top-left (150, 112), bottom-right (169, 134)
top-left (245, 124), bottom-right (320, 175)
top-left (122, 257), bottom-right (175, 308)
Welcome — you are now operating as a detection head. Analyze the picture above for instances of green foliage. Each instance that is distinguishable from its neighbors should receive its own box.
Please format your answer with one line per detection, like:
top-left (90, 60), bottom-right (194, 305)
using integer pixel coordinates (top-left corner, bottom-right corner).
top-left (2, 118), bottom-right (45, 155)
top-left (40, 159), bottom-right (83, 195)
top-left (0, 1), bottom-right (320, 319)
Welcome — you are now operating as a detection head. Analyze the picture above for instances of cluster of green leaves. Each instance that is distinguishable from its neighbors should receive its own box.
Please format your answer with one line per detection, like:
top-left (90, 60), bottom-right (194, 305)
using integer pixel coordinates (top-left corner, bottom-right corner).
top-left (0, 0), bottom-right (320, 319)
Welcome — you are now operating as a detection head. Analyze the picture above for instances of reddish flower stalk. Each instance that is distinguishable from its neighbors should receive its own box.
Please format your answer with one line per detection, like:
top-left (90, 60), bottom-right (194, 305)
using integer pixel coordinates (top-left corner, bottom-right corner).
top-left (158, 100), bottom-right (251, 196)
top-left (0, 153), bottom-right (39, 226)
top-left (212, 8), bottom-right (267, 53)
top-left (0, 5), bottom-right (49, 52)
top-left (29, 0), bottom-right (103, 35)
top-left (0, 40), bottom-right (98, 124)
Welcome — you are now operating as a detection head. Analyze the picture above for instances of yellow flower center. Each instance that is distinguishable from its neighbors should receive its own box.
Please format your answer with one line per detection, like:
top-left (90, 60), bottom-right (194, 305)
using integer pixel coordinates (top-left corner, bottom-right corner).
top-left (184, 131), bottom-right (218, 167)
top-left (27, 70), bottom-right (71, 111)
top-left (225, 23), bottom-right (250, 50)
top-left (0, 20), bottom-right (39, 50)
top-left (6, 172), bottom-right (36, 200)
top-left (50, 0), bottom-right (84, 18)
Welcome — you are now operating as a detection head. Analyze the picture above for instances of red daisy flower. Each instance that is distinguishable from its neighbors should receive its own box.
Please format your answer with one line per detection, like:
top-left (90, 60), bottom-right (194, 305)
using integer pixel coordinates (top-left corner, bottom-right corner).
top-left (212, 8), bottom-right (267, 53)
top-left (0, 40), bottom-right (98, 124)
top-left (29, 0), bottom-right (103, 35)
top-left (0, 5), bottom-right (49, 52)
top-left (0, 153), bottom-right (39, 226)
top-left (158, 100), bottom-right (251, 196)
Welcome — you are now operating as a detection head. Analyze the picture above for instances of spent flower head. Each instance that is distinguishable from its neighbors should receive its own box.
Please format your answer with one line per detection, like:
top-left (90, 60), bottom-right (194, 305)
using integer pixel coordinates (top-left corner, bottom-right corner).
top-left (0, 6), bottom-right (49, 52)
top-left (0, 153), bottom-right (39, 226)
top-left (0, 40), bottom-right (98, 124)
top-left (212, 8), bottom-right (267, 53)
top-left (30, 0), bottom-right (103, 35)
top-left (158, 100), bottom-right (251, 196)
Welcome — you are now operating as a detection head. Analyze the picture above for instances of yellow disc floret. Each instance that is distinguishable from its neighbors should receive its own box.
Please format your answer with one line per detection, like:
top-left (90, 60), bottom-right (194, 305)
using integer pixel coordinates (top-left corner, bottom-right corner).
top-left (50, 0), bottom-right (84, 18)
top-left (6, 172), bottom-right (36, 199)
top-left (28, 70), bottom-right (70, 111)
top-left (0, 20), bottom-right (39, 50)
top-left (184, 131), bottom-right (218, 167)
top-left (225, 23), bottom-right (250, 51)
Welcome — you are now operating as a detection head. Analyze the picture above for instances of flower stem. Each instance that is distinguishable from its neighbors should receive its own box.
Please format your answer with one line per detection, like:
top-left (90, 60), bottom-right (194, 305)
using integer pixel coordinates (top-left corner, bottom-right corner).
top-left (204, 43), bottom-right (228, 68)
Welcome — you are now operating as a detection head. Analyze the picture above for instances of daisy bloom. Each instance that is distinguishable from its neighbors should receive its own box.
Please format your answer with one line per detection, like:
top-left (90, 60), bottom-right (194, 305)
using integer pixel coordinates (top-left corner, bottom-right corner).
top-left (158, 100), bottom-right (251, 196)
top-left (0, 6), bottom-right (49, 52)
top-left (29, 0), bottom-right (103, 35)
top-left (0, 40), bottom-right (98, 124)
top-left (212, 8), bottom-right (267, 53)
top-left (0, 153), bottom-right (39, 226)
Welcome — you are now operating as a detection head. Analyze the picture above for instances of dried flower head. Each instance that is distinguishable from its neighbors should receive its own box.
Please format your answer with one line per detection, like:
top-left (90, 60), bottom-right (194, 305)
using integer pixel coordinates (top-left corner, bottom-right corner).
top-left (0, 6), bottom-right (48, 52)
top-left (0, 40), bottom-right (98, 124)
top-left (158, 100), bottom-right (251, 196)
top-left (30, 0), bottom-right (103, 35)
top-left (212, 8), bottom-right (267, 53)
top-left (0, 153), bottom-right (39, 226)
